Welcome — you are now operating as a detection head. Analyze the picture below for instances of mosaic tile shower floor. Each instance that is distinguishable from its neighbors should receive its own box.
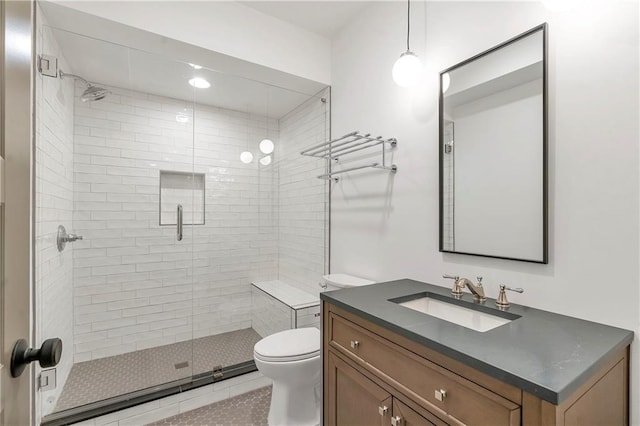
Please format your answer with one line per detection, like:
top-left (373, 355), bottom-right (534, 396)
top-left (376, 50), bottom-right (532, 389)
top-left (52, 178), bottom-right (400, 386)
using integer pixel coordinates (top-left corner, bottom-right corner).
top-left (146, 386), bottom-right (271, 426)
top-left (55, 328), bottom-right (262, 412)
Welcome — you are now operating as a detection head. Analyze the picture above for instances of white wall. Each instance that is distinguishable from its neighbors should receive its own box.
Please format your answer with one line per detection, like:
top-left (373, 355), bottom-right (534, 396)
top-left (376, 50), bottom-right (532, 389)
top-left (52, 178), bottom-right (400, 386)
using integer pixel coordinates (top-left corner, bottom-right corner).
top-left (54, 1), bottom-right (331, 85)
top-left (331, 1), bottom-right (639, 423)
top-left (72, 83), bottom-right (279, 361)
top-left (35, 13), bottom-right (76, 417)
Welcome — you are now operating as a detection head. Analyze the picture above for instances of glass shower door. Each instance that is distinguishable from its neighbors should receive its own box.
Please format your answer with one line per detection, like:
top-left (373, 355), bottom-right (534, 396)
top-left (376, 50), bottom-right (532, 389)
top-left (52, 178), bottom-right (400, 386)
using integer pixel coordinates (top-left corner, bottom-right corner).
top-left (36, 24), bottom-right (198, 418)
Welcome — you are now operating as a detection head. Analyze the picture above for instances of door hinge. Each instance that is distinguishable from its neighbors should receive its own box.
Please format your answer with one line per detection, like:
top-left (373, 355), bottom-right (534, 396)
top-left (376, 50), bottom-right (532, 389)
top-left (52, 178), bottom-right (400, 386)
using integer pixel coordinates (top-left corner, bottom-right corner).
top-left (39, 368), bottom-right (57, 391)
top-left (38, 54), bottom-right (58, 78)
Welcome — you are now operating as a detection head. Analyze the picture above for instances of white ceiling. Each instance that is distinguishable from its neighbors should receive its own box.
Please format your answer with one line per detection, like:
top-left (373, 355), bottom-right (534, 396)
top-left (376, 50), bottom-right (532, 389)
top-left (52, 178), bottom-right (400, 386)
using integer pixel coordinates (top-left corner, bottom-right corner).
top-left (42, 2), bottom-right (331, 119)
top-left (51, 27), bottom-right (315, 118)
top-left (240, 1), bottom-right (372, 38)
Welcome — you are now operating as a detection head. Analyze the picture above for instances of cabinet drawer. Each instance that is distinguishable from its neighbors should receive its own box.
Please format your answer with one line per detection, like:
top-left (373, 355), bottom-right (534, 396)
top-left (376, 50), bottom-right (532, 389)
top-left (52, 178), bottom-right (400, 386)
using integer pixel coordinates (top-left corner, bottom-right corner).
top-left (330, 313), bottom-right (520, 426)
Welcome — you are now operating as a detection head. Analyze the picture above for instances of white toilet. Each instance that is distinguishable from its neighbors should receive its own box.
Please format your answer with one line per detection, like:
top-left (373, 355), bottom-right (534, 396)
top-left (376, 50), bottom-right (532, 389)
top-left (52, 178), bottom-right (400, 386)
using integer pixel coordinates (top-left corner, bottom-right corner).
top-left (254, 274), bottom-right (375, 426)
top-left (254, 328), bottom-right (321, 426)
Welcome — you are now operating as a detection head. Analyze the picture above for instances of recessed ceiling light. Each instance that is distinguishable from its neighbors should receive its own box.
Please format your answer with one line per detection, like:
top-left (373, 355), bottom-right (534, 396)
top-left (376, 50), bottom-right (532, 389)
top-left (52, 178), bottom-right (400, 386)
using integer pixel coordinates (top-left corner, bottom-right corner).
top-left (176, 113), bottom-right (189, 123)
top-left (189, 63), bottom-right (203, 70)
top-left (188, 77), bottom-right (211, 89)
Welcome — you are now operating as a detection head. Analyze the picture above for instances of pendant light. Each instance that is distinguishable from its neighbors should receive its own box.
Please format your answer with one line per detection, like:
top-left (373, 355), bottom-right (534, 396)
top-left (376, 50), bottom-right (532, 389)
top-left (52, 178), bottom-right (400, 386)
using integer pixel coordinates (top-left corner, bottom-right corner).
top-left (240, 104), bottom-right (253, 164)
top-left (240, 151), bottom-right (253, 164)
top-left (259, 86), bottom-right (275, 155)
top-left (392, 0), bottom-right (422, 87)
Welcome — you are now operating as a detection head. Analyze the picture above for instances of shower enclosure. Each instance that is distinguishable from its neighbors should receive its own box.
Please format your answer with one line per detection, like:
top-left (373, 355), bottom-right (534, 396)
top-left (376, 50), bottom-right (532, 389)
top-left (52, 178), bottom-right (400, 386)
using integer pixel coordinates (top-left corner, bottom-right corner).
top-left (34, 3), bottom-right (330, 424)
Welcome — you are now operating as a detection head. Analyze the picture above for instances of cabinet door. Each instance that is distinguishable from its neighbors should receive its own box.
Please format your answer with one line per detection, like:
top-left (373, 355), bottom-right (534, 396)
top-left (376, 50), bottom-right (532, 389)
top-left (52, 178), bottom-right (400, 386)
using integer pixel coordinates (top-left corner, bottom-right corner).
top-left (327, 351), bottom-right (392, 426)
top-left (393, 399), bottom-right (446, 426)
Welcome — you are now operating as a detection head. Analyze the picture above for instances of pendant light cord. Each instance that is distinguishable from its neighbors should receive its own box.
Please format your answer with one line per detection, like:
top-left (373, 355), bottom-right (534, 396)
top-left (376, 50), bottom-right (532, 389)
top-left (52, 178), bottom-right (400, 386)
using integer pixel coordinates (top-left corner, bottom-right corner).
top-left (407, 0), bottom-right (411, 51)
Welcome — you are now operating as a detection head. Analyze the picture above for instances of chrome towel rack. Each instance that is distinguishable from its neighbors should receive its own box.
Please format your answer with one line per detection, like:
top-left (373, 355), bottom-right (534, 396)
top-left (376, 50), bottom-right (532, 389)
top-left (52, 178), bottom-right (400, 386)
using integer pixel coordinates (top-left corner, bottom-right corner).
top-left (301, 131), bottom-right (397, 181)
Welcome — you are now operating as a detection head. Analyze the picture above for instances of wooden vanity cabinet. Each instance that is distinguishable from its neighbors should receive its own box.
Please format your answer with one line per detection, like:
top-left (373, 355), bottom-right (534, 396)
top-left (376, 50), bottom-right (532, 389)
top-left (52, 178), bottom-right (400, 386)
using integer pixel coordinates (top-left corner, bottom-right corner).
top-left (327, 350), bottom-right (442, 426)
top-left (322, 302), bottom-right (630, 426)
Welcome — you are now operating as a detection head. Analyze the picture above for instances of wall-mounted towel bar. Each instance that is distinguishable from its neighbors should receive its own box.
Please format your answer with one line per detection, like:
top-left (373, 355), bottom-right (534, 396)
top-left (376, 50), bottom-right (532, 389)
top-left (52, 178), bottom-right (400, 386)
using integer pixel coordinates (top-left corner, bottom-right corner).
top-left (301, 131), bottom-right (397, 181)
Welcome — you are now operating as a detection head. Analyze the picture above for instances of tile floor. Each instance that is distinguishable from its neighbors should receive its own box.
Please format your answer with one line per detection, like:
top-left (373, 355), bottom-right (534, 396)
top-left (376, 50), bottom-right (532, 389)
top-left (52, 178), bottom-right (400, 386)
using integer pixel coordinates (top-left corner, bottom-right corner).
top-left (55, 328), bottom-right (262, 412)
top-left (146, 386), bottom-right (271, 426)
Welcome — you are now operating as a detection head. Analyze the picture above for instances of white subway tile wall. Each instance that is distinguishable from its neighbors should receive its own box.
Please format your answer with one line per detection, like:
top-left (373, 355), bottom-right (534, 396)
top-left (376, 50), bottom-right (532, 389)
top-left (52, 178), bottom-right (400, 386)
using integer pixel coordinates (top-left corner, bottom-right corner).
top-left (72, 84), bottom-right (280, 361)
top-left (276, 89), bottom-right (330, 296)
top-left (36, 18), bottom-right (76, 417)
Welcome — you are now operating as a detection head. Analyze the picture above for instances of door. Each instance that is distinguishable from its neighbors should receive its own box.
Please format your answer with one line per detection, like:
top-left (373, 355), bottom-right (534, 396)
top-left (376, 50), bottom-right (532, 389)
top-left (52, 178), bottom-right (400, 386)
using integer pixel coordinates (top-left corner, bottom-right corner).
top-left (326, 351), bottom-right (392, 426)
top-left (2, 1), bottom-right (36, 425)
top-left (393, 399), bottom-right (441, 426)
top-left (34, 28), bottom-right (198, 419)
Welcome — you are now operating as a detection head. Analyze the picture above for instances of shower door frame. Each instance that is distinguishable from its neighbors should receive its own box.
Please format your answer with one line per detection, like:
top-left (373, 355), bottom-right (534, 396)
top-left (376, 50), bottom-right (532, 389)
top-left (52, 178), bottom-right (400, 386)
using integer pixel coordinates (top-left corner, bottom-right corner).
top-left (2, 1), bottom-right (37, 425)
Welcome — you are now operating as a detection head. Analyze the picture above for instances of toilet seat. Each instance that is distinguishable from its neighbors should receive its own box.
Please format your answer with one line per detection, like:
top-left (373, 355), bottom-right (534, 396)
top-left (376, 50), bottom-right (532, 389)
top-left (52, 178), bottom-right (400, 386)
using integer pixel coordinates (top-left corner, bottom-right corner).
top-left (254, 328), bottom-right (320, 363)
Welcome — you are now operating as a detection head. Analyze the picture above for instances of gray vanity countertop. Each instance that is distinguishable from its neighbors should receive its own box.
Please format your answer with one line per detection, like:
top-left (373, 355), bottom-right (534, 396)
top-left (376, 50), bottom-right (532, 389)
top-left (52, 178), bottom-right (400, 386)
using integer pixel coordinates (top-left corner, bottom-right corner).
top-left (320, 279), bottom-right (633, 405)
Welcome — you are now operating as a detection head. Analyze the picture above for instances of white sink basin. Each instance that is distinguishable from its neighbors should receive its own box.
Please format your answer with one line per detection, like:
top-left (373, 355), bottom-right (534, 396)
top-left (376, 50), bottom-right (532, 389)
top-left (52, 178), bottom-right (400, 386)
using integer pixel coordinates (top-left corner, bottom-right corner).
top-left (397, 296), bottom-right (512, 332)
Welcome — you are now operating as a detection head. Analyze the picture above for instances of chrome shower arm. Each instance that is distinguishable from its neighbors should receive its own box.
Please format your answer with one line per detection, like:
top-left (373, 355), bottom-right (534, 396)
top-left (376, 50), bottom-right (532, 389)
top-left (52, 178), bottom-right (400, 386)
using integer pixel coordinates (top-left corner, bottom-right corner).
top-left (59, 70), bottom-right (90, 86)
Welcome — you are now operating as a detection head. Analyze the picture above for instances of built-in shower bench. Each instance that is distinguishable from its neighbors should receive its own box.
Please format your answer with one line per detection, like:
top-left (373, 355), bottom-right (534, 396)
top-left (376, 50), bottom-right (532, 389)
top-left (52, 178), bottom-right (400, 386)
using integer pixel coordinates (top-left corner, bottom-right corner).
top-left (251, 280), bottom-right (320, 338)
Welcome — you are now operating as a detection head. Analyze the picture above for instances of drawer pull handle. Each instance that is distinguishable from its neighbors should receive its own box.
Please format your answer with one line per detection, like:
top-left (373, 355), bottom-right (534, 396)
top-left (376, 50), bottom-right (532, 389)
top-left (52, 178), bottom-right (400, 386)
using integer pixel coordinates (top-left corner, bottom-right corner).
top-left (378, 405), bottom-right (388, 416)
top-left (435, 389), bottom-right (447, 402)
top-left (350, 340), bottom-right (360, 349)
top-left (391, 415), bottom-right (403, 426)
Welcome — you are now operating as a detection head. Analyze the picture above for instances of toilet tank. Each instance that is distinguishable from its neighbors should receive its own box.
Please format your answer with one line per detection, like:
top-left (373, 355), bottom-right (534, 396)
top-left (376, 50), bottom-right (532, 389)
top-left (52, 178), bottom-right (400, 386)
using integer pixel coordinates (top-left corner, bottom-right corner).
top-left (322, 274), bottom-right (375, 291)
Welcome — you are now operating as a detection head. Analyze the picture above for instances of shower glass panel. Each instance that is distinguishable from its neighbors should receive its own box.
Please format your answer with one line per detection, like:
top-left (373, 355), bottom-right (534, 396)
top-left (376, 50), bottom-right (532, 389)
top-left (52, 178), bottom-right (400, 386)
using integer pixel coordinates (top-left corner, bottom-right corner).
top-left (36, 4), bottom-right (329, 422)
top-left (188, 70), bottom-right (330, 374)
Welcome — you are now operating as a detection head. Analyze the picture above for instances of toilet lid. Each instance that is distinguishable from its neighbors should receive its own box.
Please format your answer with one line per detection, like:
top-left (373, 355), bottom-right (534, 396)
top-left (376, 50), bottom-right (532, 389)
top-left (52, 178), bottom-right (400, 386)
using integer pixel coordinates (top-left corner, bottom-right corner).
top-left (254, 327), bottom-right (320, 362)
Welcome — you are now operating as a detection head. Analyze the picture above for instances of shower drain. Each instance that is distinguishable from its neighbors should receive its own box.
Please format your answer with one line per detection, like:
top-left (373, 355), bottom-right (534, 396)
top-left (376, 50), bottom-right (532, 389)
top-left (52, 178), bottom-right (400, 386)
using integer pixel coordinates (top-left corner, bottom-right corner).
top-left (174, 361), bottom-right (189, 369)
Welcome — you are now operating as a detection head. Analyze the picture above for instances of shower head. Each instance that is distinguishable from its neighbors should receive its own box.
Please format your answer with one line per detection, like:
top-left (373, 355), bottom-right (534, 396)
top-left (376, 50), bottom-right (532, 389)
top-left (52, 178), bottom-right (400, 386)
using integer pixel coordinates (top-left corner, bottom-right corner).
top-left (59, 70), bottom-right (109, 102)
top-left (80, 84), bottom-right (109, 102)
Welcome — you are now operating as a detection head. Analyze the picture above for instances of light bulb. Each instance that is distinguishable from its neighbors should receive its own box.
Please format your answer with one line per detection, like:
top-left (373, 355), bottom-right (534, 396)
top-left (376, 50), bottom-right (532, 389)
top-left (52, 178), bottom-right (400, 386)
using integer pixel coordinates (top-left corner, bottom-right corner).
top-left (442, 73), bottom-right (451, 94)
top-left (259, 139), bottom-right (274, 154)
top-left (240, 151), bottom-right (253, 164)
top-left (259, 155), bottom-right (272, 166)
top-left (392, 51), bottom-right (422, 87)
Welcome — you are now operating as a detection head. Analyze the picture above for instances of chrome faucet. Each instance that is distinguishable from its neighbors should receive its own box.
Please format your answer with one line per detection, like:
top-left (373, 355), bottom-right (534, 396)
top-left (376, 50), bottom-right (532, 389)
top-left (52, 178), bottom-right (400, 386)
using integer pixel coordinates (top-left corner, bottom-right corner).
top-left (443, 275), bottom-right (487, 303)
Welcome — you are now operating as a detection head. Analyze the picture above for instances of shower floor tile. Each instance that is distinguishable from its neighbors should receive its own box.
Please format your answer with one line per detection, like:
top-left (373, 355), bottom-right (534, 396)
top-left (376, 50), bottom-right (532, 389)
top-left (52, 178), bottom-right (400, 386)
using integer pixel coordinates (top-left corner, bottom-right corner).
top-left (55, 328), bottom-right (262, 412)
top-left (146, 386), bottom-right (271, 426)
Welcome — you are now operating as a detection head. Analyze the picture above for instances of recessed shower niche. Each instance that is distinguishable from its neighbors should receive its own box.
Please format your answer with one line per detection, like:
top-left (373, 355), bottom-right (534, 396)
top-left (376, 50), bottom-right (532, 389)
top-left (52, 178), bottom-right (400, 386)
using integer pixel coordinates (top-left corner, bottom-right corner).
top-left (160, 171), bottom-right (205, 225)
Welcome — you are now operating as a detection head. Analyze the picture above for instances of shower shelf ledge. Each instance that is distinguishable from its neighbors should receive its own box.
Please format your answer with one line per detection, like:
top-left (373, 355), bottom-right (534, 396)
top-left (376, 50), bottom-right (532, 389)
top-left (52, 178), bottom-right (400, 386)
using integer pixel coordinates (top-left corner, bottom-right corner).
top-left (300, 130), bottom-right (398, 182)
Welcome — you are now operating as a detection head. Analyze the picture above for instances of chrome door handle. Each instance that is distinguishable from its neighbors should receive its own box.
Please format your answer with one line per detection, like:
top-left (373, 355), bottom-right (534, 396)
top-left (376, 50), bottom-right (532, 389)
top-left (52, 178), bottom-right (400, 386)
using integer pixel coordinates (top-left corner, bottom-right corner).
top-left (350, 340), bottom-right (359, 349)
top-left (176, 204), bottom-right (183, 241)
top-left (391, 415), bottom-right (403, 426)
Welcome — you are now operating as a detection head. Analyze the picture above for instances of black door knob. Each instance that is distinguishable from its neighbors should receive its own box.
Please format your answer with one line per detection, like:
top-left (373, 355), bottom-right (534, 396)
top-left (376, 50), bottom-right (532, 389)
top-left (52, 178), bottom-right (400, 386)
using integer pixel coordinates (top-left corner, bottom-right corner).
top-left (10, 338), bottom-right (63, 378)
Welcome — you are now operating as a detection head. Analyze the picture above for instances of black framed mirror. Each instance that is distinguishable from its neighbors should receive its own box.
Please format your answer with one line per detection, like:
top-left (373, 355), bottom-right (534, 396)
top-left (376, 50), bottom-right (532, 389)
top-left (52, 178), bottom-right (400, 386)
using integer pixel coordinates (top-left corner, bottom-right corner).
top-left (439, 23), bottom-right (548, 264)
